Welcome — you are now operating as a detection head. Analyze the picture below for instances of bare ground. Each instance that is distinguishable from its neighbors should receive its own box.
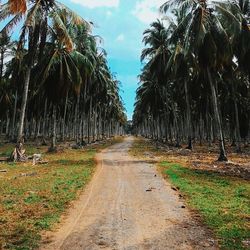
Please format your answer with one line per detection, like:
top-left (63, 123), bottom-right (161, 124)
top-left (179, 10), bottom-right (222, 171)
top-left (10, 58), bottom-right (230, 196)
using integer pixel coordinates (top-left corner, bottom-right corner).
top-left (147, 140), bottom-right (250, 180)
top-left (40, 137), bottom-right (218, 250)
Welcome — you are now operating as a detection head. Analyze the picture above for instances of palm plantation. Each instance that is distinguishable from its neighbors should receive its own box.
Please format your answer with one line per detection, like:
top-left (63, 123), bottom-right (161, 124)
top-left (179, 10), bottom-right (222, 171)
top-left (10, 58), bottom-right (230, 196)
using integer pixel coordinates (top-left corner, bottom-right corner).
top-left (0, 1), bottom-right (249, 250)
top-left (133, 0), bottom-right (250, 161)
top-left (0, 0), bottom-right (126, 152)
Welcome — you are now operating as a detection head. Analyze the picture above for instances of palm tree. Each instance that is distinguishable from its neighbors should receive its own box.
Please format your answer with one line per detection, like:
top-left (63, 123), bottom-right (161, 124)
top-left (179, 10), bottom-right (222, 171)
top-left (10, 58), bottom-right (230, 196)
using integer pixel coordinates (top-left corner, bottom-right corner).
top-left (141, 20), bottom-right (173, 141)
top-left (160, 0), bottom-right (231, 160)
top-left (0, 31), bottom-right (14, 83)
top-left (0, 1), bottom-right (126, 159)
top-left (134, 1), bottom-right (250, 161)
top-left (0, 0), bottom-right (88, 142)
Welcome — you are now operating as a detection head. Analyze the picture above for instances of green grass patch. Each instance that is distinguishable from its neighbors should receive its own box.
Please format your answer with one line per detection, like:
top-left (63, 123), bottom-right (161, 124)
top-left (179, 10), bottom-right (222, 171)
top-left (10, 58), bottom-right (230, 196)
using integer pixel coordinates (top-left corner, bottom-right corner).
top-left (161, 162), bottom-right (250, 250)
top-left (0, 145), bottom-right (40, 157)
top-left (0, 139), bottom-right (121, 249)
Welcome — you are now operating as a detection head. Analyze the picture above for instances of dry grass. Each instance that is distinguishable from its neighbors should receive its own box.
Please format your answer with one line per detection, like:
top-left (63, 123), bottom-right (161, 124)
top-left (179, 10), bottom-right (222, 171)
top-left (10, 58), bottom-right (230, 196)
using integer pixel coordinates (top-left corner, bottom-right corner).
top-left (0, 138), bottom-right (122, 250)
top-left (131, 137), bottom-right (250, 179)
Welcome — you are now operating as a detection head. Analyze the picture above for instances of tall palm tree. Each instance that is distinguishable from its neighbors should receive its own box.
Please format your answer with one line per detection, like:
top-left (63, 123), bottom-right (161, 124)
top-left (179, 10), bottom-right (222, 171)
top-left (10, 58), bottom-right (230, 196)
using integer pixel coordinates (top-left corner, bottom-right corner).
top-left (160, 0), bottom-right (231, 160)
top-left (134, 1), bottom-right (250, 162)
top-left (0, 1), bottom-right (126, 159)
top-left (0, 0), bottom-right (88, 142)
top-left (141, 20), bottom-right (173, 141)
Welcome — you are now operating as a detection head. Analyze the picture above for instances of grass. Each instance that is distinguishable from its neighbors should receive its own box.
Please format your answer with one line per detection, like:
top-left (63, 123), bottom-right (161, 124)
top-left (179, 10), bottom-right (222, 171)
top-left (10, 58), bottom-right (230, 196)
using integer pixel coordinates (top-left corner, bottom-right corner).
top-left (0, 138), bottom-right (121, 250)
top-left (130, 138), bottom-right (250, 250)
top-left (161, 162), bottom-right (250, 249)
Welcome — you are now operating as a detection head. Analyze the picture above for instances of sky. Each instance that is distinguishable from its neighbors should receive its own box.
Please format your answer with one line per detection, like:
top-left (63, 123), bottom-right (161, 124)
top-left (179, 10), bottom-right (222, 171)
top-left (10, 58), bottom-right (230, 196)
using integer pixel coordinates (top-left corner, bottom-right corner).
top-left (60, 0), bottom-right (166, 119)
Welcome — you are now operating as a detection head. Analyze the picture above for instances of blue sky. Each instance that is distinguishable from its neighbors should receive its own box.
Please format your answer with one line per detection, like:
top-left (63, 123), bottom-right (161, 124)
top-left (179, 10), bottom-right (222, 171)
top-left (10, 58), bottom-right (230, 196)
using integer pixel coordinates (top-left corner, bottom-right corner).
top-left (60, 0), bottom-right (166, 119)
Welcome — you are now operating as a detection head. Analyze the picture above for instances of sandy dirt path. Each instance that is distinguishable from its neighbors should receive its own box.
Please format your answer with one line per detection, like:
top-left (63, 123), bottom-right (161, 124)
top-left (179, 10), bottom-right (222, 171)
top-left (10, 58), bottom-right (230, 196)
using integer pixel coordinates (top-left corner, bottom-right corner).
top-left (41, 137), bottom-right (217, 250)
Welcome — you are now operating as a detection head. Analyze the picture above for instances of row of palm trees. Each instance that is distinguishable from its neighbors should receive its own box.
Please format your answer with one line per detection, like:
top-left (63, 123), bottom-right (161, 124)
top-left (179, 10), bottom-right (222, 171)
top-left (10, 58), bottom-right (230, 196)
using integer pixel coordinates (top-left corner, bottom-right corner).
top-left (133, 0), bottom-right (250, 161)
top-left (0, 0), bottom-right (126, 150)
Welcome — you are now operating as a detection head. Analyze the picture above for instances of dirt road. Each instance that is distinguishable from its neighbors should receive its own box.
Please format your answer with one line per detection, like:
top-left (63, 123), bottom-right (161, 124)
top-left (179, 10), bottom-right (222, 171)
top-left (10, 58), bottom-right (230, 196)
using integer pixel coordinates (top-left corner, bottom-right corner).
top-left (41, 137), bottom-right (217, 250)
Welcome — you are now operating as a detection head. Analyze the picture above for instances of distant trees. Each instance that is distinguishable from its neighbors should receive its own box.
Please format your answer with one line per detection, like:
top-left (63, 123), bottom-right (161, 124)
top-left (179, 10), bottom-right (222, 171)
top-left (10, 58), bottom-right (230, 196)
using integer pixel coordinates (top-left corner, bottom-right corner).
top-left (133, 0), bottom-right (250, 161)
top-left (0, 0), bottom-right (126, 149)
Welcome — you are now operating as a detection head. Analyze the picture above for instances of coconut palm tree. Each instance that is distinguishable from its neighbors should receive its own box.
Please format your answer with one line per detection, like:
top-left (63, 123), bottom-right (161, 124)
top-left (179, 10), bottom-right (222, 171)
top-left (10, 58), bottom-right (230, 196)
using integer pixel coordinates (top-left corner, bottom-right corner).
top-left (161, 0), bottom-right (231, 160)
top-left (0, 1), bottom-right (126, 160)
top-left (0, 0), bottom-right (88, 142)
top-left (134, 1), bottom-right (250, 161)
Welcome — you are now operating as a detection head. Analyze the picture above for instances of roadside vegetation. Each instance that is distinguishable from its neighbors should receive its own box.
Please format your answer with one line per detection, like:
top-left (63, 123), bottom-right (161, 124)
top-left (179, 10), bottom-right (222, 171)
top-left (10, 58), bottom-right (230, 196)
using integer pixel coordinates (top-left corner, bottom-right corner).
top-left (0, 138), bottom-right (121, 249)
top-left (133, 0), bottom-right (250, 161)
top-left (130, 138), bottom-right (250, 250)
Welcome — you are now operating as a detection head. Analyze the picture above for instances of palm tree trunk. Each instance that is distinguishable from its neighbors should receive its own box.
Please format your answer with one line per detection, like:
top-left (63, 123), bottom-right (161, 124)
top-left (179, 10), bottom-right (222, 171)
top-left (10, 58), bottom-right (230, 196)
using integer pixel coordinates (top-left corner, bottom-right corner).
top-left (11, 90), bottom-right (18, 141)
top-left (0, 50), bottom-right (4, 84)
top-left (81, 114), bottom-right (85, 144)
top-left (164, 89), bottom-right (169, 143)
top-left (42, 98), bottom-right (47, 143)
top-left (173, 103), bottom-right (180, 147)
top-left (87, 97), bottom-right (92, 144)
top-left (207, 68), bottom-right (228, 161)
top-left (6, 111), bottom-right (10, 137)
top-left (73, 93), bottom-right (80, 143)
top-left (62, 91), bottom-right (68, 142)
top-left (184, 80), bottom-right (192, 149)
top-left (36, 118), bottom-right (41, 139)
top-left (17, 67), bottom-right (31, 142)
top-left (51, 105), bottom-right (57, 150)
top-left (92, 106), bottom-right (97, 142)
top-left (232, 82), bottom-right (241, 152)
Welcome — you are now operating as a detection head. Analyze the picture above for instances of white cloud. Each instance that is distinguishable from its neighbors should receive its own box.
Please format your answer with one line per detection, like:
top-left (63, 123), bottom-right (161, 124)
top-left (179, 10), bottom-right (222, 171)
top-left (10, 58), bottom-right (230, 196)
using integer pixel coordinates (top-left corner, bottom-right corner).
top-left (132, 0), bottom-right (165, 24)
top-left (70, 0), bottom-right (119, 9)
top-left (116, 34), bottom-right (125, 42)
